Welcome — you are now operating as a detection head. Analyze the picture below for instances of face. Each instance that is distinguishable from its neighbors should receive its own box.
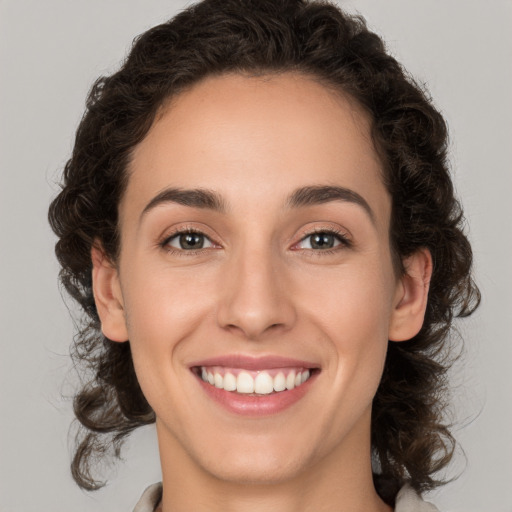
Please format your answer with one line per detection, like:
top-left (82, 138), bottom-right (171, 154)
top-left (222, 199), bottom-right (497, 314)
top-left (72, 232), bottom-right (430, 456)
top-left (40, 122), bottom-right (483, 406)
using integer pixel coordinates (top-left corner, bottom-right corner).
top-left (95, 73), bottom-right (426, 486)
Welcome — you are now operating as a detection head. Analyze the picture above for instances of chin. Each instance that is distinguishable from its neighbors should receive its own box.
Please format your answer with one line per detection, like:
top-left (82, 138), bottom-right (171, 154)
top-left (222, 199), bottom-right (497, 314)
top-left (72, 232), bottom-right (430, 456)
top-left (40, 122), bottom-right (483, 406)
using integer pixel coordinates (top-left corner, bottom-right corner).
top-left (199, 450), bottom-right (307, 485)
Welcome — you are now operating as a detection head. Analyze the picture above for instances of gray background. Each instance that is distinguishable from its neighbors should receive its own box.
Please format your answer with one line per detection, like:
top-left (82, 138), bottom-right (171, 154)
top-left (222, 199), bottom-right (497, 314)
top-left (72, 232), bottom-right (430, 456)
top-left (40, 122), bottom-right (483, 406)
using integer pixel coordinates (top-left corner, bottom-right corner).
top-left (1, 1), bottom-right (511, 510)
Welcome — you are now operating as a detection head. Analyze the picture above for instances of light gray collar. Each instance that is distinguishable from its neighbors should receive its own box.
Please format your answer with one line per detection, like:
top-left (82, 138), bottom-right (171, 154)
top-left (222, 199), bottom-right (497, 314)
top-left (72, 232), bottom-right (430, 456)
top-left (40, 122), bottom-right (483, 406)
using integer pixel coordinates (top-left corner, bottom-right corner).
top-left (133, 482), bottom-right (440, 511)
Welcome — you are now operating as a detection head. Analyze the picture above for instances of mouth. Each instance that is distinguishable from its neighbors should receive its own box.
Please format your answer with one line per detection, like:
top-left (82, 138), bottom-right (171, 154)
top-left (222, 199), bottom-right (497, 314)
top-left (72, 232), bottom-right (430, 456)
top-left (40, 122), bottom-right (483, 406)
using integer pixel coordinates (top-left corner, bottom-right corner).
top-left (190, 356), bottom-right (320, 415)
top-left (192, 366), bottom-right (315, 395)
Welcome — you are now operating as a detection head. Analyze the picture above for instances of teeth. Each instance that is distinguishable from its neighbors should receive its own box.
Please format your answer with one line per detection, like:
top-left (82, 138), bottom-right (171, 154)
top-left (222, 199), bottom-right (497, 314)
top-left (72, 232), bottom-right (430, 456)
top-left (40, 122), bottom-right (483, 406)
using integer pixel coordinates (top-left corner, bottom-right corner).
top-left (214, 372), bottom-right (223, 388)
top-left (223, 372), bottom-right (237, 391)
top-left (200, 367), bottom-right (313, 394)
top-left (254, 372), bottom-right (274, 394)
top-left (273, 372), bottom-right (286, 392)
top-left (286, 371), bottom-right (296, 390)
top-left (237, 371), bottom-right (254, 393)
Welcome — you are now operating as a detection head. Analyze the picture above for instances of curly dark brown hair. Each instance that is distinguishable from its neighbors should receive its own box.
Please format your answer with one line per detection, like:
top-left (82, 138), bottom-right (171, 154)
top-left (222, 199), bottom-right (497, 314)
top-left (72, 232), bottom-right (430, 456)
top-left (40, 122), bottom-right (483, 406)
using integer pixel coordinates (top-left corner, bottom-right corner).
top-left (48, 0), bottom-right (480, 504)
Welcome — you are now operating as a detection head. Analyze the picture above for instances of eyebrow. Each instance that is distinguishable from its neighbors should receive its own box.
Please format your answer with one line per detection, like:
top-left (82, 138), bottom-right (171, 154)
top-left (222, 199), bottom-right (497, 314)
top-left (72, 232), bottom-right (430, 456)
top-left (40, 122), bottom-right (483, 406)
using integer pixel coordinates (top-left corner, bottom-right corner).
top-left (286, 185), bottom-right (374, 222)
top-left (141, 187), bottom-right (227, 219)
top-left (140, 184), bottom-right (374, 223)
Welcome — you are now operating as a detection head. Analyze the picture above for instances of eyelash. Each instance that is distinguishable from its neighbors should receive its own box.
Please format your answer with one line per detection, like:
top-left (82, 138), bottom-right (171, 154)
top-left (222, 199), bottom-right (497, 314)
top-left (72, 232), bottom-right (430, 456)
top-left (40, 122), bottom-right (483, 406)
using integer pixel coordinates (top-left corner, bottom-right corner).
top-left (293, 227), bottom-right (352, 255)
top-left (159, 227), bottom-right (352, 257)
top-left (160, 227), bottom-right (216, 257)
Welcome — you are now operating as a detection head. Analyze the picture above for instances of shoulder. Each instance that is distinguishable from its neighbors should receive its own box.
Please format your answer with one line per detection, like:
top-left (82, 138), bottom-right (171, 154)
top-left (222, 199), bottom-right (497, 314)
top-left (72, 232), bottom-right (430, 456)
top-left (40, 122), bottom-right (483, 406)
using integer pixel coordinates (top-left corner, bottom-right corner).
top-left (133, 483), bottom-right (163, 512)
top-left (395, 484), bottom-right (440, 512)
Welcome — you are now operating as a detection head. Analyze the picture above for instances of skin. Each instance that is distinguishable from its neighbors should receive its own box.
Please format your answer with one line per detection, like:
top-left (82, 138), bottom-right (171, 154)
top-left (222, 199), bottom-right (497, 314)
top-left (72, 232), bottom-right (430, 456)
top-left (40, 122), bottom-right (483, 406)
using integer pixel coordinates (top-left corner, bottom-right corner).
top-left (92, 73), bottom-right (432, 512)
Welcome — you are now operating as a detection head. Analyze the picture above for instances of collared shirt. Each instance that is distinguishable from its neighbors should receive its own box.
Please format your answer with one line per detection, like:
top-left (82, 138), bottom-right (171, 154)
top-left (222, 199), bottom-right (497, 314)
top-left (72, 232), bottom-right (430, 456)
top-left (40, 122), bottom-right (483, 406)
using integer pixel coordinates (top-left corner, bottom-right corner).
top-left (133, 482), bottom-right (440, 511)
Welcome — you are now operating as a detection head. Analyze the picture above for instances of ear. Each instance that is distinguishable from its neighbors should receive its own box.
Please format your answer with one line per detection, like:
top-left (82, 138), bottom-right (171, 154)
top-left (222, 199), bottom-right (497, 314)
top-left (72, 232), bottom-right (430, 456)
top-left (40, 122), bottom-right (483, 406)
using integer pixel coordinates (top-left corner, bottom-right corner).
top-left (91, 243), bottom-right (129, 342)
top-left (388, 248), bottom-right (432, 342)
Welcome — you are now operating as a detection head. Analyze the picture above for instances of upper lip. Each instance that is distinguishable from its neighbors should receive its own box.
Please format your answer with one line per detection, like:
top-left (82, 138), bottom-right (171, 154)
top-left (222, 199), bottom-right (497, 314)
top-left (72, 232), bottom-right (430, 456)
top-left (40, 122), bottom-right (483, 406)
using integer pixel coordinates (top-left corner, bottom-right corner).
top-left (189, 354), bottom-right (320, 371)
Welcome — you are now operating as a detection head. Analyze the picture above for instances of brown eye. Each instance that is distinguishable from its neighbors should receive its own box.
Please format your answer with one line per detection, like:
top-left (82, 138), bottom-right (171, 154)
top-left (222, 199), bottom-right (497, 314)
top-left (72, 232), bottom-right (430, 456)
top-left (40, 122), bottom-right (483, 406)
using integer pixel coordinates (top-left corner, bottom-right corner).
top-left (309, 233), bottom-right (337, 249)
top-left (165, 231), bottom-right (214, 250)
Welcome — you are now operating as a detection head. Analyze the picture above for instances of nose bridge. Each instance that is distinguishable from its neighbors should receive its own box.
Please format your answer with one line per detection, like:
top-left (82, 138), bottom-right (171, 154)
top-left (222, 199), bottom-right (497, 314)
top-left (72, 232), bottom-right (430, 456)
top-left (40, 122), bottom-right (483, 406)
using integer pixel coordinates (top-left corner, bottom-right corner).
top-left (217, 235), bottom-right (295, 339)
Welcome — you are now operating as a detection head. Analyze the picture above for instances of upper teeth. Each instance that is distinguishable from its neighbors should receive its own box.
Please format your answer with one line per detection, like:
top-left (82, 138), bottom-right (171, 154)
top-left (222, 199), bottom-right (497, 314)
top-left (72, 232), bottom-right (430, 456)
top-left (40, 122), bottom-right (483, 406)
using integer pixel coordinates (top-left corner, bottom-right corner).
top-left (200, 367), bottom-right (311, 394)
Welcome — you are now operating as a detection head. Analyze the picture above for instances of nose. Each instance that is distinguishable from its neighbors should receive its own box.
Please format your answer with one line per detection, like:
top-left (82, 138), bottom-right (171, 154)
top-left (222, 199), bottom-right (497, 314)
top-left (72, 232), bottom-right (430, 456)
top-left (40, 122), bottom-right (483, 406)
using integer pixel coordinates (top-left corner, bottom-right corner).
top-left (216, 245), bottom-right (297, 340)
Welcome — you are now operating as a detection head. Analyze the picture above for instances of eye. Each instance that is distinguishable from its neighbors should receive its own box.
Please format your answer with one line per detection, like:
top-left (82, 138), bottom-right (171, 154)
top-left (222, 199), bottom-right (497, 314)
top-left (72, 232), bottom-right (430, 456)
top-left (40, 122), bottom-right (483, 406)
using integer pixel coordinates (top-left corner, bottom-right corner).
top-left (164, 230), bottom-right (214, 251)
top-left (295, 230), bottom-right (350, 251)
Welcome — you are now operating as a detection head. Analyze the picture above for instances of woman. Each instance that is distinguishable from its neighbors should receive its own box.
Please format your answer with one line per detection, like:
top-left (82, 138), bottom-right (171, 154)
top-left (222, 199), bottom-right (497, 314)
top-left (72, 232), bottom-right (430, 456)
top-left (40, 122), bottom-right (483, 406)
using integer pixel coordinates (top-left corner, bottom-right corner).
top-left (48, 0), bottom-right (480, 510)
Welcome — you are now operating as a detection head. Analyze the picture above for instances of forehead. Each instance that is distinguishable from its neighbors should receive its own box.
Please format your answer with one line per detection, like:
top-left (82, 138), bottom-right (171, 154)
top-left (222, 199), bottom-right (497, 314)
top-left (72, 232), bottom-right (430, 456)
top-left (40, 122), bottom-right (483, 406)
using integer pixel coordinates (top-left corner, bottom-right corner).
top-left (123, 72), bottom-right (389, 227)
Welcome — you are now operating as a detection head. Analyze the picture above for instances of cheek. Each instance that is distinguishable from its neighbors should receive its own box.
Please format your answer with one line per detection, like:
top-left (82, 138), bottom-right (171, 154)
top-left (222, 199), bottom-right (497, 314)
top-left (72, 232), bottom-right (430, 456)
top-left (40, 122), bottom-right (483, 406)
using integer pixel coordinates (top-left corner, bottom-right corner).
top-left (300, 263), bottom-right (393, 387)
top-left (302, 262), bottom-right (394, 338)
top-left (124, 263), bottom-right (215, 337)
top-left (121, 263), bottom-right (218, 391)
top-left (120, 264), bottom-right (220, 417)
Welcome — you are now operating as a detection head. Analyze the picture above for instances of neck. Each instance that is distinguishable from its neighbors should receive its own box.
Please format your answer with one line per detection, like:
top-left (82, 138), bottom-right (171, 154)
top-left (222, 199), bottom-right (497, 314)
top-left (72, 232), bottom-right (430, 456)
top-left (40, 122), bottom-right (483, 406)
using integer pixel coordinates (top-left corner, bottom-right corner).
top-left (155, 414), bottom-right (392, 512)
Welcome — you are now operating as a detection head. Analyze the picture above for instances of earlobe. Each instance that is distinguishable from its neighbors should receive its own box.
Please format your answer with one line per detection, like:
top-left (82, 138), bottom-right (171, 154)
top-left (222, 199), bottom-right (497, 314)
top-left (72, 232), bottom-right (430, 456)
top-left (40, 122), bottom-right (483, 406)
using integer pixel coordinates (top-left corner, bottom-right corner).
top-left (388, 248), bottom-right (432, 342)
top-left (91, 243), bottom-right (129, 342)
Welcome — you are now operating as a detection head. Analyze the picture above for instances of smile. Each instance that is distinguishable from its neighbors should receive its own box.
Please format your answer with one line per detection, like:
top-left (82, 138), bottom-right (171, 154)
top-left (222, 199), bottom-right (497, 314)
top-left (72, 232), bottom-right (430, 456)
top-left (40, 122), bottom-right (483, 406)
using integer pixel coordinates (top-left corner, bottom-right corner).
top-left (199, 366), bottom-right (311, 395)
top-left (190, 356), bottom-right (319, 416)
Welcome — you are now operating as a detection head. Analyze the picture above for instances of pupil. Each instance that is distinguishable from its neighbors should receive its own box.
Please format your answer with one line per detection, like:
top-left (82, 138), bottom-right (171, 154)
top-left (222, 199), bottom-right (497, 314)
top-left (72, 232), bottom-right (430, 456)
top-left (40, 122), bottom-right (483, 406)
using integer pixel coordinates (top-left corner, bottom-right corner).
top-left (180, 233), bottom-right (204, 249)
top-left (311, 233), bottom-right (334, 249)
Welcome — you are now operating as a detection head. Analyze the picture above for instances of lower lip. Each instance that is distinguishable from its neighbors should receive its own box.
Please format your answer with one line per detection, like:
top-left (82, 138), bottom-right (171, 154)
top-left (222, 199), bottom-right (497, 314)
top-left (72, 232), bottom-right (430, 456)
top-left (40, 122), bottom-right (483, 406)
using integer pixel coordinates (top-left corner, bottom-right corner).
top-left (195, 372), bottom-right (317, 416)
